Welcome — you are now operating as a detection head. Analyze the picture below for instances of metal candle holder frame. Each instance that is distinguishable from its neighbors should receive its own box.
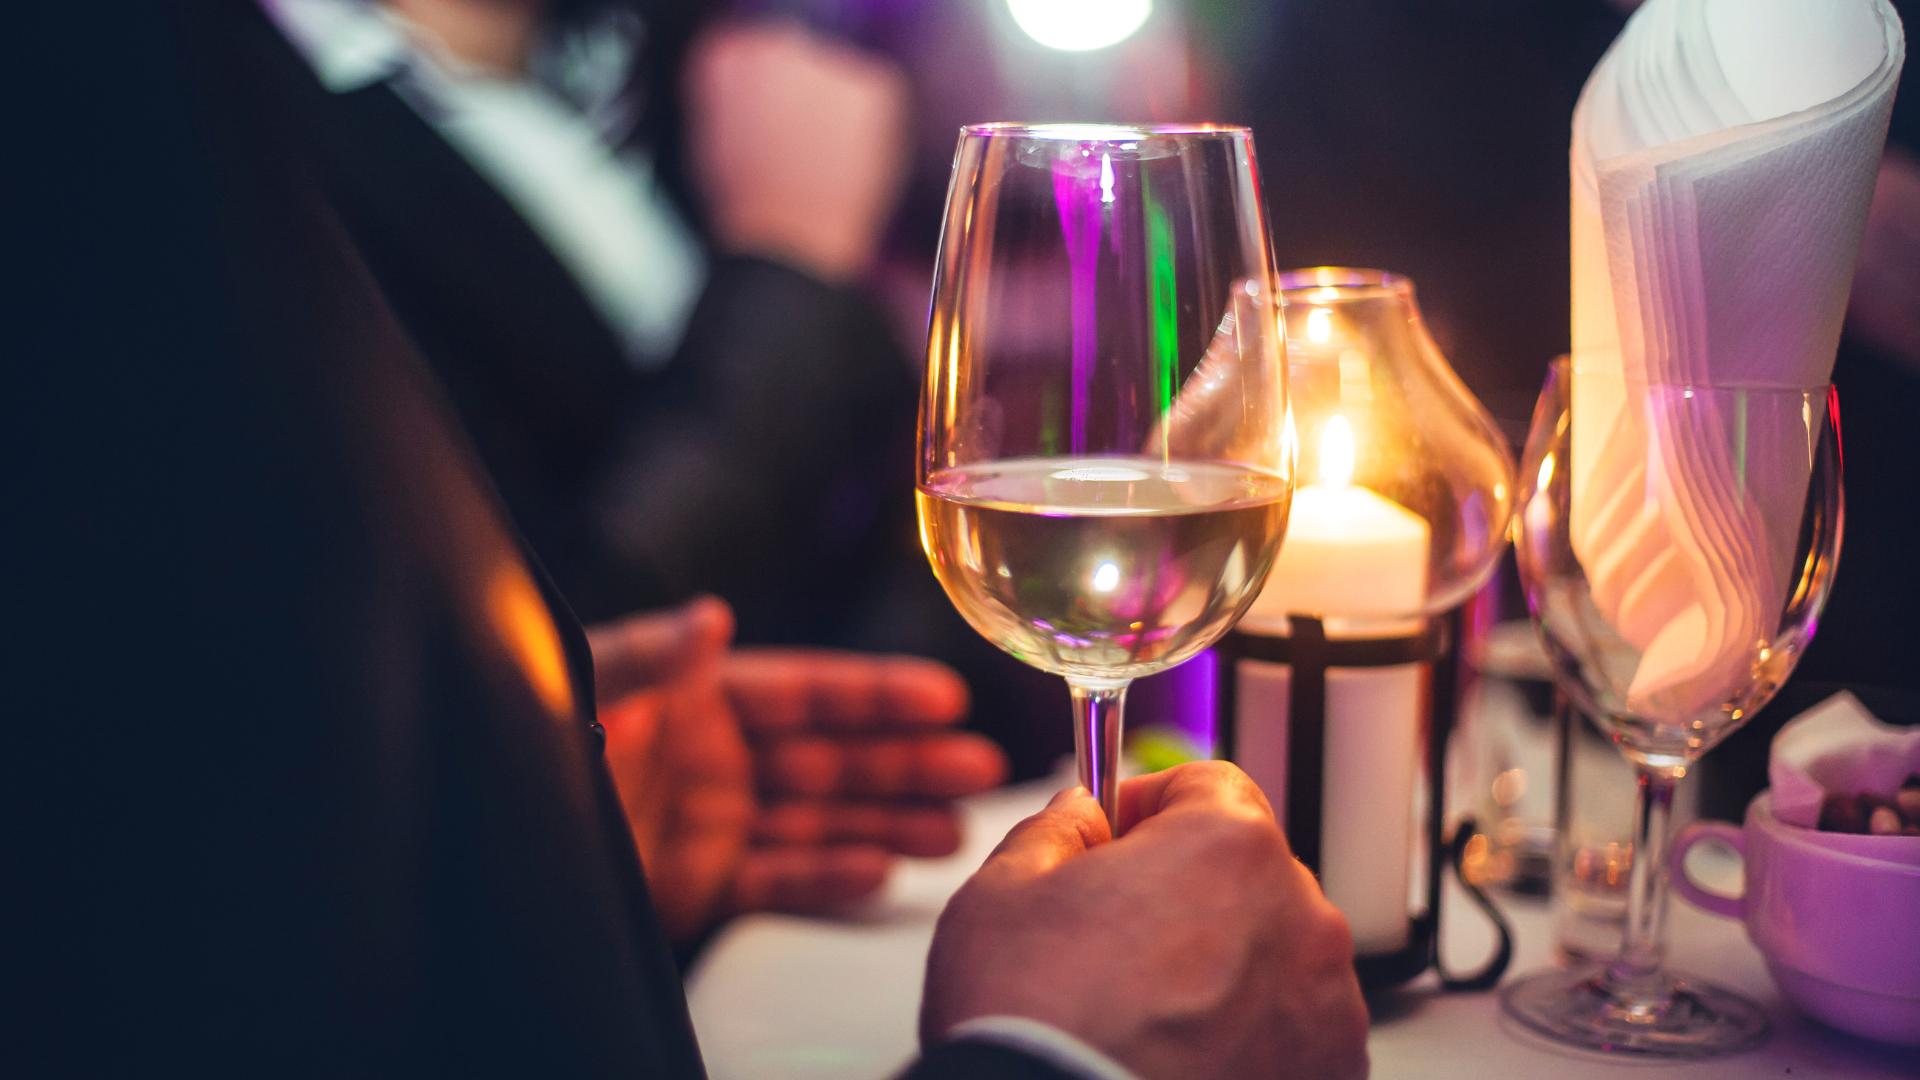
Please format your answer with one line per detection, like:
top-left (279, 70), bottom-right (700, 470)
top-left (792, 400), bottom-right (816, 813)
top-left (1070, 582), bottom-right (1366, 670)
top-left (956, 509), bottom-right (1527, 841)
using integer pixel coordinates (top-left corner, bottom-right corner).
top-left (1216, 611), bottom-right (1513, 993)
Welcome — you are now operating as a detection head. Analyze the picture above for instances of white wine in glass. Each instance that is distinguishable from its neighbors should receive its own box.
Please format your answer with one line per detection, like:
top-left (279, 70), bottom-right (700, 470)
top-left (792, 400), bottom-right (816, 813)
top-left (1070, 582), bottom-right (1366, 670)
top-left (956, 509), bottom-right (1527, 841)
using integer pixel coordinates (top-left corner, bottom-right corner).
top-left (917, 124), bottom-right (1290, 829)
top-left (918, 457), bottom-right (1290, 678)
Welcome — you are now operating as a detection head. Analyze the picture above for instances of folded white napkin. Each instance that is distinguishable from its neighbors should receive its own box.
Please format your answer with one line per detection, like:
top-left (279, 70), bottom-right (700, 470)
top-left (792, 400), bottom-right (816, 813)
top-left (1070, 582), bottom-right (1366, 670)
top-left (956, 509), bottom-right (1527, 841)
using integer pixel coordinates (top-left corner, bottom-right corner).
top-left (1769, 692), bottom-right (1920, 864)
top-left (1568, 0), bottom-right (1904, 717)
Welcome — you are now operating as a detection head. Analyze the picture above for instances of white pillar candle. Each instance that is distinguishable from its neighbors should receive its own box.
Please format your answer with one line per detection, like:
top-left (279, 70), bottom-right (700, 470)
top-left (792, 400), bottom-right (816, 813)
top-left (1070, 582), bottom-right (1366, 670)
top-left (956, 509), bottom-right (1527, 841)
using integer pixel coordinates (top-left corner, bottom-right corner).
top-left (1233, 417), bottom-right (1431, 954)
top-left (1241, 482), bottom-right (1430, 635)
top-left (1234, 660), bottom-right (1425, 953)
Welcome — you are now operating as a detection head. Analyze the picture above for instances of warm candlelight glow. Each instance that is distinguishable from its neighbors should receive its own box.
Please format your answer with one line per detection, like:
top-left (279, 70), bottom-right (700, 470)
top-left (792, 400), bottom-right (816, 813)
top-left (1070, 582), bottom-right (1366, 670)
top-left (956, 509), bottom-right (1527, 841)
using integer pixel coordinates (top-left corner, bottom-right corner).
top-left (1225, 267), bottom-right (1517, 971)
top-left (1248, 411), bottom-right (1428, 631)
top-left (1238, 404), bottom-right (1432, 952)
top-left (1319, 415), bottom-right (1356, 489)
top-left (1305, 305), bottom-right (1334, 344)
top-left (485, 563), bottom-right (575, 719)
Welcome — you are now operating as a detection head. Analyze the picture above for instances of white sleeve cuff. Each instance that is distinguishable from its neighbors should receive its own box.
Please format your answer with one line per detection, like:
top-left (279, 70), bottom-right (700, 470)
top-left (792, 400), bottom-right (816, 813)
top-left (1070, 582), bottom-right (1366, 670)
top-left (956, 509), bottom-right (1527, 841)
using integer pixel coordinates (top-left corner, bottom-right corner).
top-left (945, 1015), bottom-right (1139, 1080)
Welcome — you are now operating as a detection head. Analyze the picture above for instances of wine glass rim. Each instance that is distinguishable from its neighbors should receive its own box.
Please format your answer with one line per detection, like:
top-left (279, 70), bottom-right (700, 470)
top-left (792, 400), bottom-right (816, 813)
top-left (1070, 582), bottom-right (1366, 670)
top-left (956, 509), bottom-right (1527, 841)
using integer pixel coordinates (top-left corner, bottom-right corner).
top-left (1275, 266), bottom-right (1413, 300)
top-left (958, 121), bottom-right (1253, 140)
top-left (1549, 356), bottom-right (1834, 396)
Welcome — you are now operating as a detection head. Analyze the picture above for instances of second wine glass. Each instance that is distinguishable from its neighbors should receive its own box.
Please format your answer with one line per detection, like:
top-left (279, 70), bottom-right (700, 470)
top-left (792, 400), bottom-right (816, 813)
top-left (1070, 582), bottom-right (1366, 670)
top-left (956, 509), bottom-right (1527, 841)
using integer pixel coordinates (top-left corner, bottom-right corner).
top-left (1503, 357), bottom-right (1844, 1055)
top-left (916, 123), bottom-right (1291, 830)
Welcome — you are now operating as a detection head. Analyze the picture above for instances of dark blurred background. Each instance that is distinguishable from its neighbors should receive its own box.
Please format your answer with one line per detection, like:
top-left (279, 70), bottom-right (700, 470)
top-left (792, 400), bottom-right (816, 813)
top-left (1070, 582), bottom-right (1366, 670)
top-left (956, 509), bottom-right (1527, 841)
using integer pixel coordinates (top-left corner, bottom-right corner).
top-left (745, 0), bottom-right (1920, 778)
top-left (241, 0), bottom-right (1920, 781)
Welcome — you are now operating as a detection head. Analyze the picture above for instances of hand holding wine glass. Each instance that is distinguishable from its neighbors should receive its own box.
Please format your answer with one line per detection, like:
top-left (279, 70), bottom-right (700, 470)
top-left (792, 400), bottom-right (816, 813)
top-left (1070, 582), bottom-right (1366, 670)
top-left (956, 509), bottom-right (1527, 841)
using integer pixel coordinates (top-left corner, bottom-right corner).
top-left (916, 124), bottom-right (1290, 829)
top-left (922, 762), bottom-right (1369, 1080)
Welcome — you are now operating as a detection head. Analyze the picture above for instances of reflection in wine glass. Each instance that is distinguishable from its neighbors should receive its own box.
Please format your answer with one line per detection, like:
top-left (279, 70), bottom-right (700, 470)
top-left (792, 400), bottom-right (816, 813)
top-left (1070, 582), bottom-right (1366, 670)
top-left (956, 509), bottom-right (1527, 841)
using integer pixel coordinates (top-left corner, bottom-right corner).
top-left (916, 124), bottom-right (1290, 829)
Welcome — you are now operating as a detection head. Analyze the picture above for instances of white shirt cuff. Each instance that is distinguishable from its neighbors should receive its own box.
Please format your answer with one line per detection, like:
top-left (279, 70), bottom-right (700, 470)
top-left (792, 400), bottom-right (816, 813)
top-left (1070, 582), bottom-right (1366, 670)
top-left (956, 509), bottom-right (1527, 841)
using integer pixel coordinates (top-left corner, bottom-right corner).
top-left (945, 1015), bottom-right (1139, 1080)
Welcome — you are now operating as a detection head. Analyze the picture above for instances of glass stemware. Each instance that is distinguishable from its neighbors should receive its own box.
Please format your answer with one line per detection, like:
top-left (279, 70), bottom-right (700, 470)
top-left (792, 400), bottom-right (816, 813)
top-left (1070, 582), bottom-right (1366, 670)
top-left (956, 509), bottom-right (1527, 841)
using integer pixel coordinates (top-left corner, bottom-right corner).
top-left (916, 123), bottom-right (1291, 830)
top-left (1502, 357), bottom-right (1844, 1055)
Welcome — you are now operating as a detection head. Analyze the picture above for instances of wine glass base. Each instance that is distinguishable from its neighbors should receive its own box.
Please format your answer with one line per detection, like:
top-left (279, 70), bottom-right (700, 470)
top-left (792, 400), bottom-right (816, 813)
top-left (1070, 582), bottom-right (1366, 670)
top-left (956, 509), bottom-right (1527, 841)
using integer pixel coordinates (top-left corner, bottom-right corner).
top-left (1500, 963), bottom-right (1768, 1057)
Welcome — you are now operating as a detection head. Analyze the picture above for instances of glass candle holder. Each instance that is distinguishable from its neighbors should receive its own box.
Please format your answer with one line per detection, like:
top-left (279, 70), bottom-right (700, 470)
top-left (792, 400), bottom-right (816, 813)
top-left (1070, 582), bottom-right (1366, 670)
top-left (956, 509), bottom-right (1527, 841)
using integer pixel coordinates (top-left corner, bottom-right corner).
top-left (1216, 267), bottom-right (1516, 989)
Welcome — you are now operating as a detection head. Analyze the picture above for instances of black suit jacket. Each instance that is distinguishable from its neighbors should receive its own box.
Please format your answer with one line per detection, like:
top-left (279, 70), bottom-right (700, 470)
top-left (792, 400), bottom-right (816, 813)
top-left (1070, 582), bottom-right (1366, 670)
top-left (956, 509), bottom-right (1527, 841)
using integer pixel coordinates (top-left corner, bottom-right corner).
top-left (18, 5), bottom-right (1062, 1077)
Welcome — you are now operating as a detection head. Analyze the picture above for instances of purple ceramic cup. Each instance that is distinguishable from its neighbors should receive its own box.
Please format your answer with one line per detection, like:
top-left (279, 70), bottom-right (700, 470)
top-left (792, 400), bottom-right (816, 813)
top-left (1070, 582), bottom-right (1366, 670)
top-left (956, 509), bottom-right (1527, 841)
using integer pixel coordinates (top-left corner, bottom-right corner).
top-left (1671, 792), bottom-right (1920, 1047)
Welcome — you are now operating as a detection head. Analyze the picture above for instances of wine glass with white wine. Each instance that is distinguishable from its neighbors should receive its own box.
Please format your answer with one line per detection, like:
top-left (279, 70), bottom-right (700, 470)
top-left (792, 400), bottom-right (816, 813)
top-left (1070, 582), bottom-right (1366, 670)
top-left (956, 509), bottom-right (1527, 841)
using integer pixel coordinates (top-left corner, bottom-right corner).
top-left (916, 124), bottom-right (1291, 830)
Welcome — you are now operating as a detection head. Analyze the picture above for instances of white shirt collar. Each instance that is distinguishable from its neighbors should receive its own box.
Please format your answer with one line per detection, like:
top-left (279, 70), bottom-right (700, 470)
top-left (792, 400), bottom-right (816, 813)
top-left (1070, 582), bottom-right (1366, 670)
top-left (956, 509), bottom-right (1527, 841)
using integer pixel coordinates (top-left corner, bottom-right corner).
top-left (261, 0), bottom-right (645, 142)
top-left (262, 0), bottom-right (414, 93)
top-left (256, 0), bottom-right (702, 365)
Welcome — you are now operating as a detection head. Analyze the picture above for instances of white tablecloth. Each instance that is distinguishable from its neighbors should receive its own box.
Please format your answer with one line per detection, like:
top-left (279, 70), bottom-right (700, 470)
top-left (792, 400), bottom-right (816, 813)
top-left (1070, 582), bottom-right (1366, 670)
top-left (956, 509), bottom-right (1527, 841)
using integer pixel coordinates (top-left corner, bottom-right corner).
top-left (686, 778), bottom-right (1920, 1079)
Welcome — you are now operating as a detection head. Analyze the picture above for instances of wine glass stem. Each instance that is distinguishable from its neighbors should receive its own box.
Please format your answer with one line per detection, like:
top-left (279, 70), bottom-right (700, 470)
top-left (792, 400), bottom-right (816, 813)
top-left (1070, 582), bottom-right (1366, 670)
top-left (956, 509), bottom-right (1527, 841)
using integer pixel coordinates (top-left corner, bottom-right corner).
top-left (1068, 677), bottom-right (1128, 834)
top-left (1604, 759), bottom-right (1685, 1012)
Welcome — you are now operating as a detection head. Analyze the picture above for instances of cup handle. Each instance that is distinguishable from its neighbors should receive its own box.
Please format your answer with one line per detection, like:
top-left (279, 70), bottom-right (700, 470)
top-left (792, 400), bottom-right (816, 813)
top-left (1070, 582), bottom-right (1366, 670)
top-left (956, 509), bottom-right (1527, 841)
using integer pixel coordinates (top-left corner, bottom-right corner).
top-left (1668, 820), bottom-right (1745, 919)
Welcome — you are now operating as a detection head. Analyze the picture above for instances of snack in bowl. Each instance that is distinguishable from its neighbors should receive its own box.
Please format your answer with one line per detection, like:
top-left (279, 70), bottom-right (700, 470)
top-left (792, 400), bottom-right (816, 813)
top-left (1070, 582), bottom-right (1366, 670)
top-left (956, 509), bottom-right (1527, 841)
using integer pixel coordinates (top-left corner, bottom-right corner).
top-left (1818, 776), bottom-right (1920, 836)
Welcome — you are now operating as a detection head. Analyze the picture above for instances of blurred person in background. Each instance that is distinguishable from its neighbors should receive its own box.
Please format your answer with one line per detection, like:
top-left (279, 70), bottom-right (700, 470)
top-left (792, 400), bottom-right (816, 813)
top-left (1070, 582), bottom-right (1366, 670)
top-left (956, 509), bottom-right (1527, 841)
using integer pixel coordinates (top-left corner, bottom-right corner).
top-left (253, 0), bottom-right (912, 636)
top-left (251, 0), bottom-right (1072, 779)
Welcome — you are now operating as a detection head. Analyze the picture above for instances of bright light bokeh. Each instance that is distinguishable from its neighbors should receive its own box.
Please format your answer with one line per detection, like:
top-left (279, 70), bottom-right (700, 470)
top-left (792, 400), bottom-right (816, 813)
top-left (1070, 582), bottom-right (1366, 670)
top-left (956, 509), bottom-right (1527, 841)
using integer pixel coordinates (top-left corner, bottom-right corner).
top-left (1007, 0), bottom-right (1153, 53)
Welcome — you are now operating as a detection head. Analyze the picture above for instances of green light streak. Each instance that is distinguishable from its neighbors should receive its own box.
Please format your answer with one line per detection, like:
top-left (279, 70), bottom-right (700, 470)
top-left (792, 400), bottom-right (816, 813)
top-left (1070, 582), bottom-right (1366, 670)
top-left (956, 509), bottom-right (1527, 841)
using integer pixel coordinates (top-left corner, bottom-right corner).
top-left (1146, 188), bottom-right (1177, 419)
top-left (1734, 388), bottom-right (1749, 493)
top-left (1040, 379), bottom-right (1062, 455)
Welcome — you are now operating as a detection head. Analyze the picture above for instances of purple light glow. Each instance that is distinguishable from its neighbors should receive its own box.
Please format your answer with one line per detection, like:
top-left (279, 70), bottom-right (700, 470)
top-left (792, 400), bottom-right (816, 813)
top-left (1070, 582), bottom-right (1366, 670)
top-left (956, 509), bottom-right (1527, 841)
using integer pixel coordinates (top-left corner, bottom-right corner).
top-left (1052, 150), bottom-right (1104, 456)
top-left (1131, 648), bottom-right (1219, 751)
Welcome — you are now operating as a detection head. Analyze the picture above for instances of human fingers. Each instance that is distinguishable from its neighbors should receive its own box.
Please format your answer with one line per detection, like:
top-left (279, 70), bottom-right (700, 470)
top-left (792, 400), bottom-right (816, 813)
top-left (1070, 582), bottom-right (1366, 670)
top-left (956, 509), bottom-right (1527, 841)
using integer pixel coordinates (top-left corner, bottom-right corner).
top-left (753, 799), bottom-right (962, 857)
top-left (727, 650), bottom-right (969, 736)
top-left (972, 787), bottom-right (1110, 884)
top-left (587, 596), bottom-right (733, 700)
top-left (726, 844), bottom-right (893, 916)
top-left (924, 773), bottom-right (1363, 1079)
top-left (756, 733), bottom-right (1006, 799)
top-left (641, 784), bottom-right (757, 940)
top-left (1114, 760), bottom-right (1277, 837)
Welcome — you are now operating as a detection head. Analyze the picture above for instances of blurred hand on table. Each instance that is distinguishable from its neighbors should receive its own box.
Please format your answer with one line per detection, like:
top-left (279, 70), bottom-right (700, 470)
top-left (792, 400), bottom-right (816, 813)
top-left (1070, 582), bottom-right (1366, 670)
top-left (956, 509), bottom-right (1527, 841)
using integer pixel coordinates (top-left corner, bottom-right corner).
top-left (922, 762), bottom-right (1370, 1080)
top-left (590, 598), bottom-right (1006, 942)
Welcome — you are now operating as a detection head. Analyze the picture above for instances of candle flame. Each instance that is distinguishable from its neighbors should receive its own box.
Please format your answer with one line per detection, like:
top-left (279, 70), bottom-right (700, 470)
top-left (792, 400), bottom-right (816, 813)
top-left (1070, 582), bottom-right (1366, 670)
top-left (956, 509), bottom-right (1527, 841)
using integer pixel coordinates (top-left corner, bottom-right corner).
top-left (1319, 415), bottom-right (1355, 489)
top-left (1305, 306), bottom-right (1333, 344)
top-left (1536, 451), bottom-right (1555, 494)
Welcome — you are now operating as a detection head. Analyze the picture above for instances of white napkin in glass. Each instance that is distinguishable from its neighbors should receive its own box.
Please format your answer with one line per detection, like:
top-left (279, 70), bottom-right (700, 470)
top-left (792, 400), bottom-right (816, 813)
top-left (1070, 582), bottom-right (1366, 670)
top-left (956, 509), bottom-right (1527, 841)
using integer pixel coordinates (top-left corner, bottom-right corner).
top-left (1567, 0), bottom-right (1904, 716)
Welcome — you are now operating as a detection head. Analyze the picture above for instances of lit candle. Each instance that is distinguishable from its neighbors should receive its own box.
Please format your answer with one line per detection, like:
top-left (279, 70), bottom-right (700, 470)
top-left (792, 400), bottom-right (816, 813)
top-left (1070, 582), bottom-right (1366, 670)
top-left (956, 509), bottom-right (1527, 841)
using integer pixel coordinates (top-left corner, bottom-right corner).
top-left (1234, 416), bottom-right (1431, 954)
